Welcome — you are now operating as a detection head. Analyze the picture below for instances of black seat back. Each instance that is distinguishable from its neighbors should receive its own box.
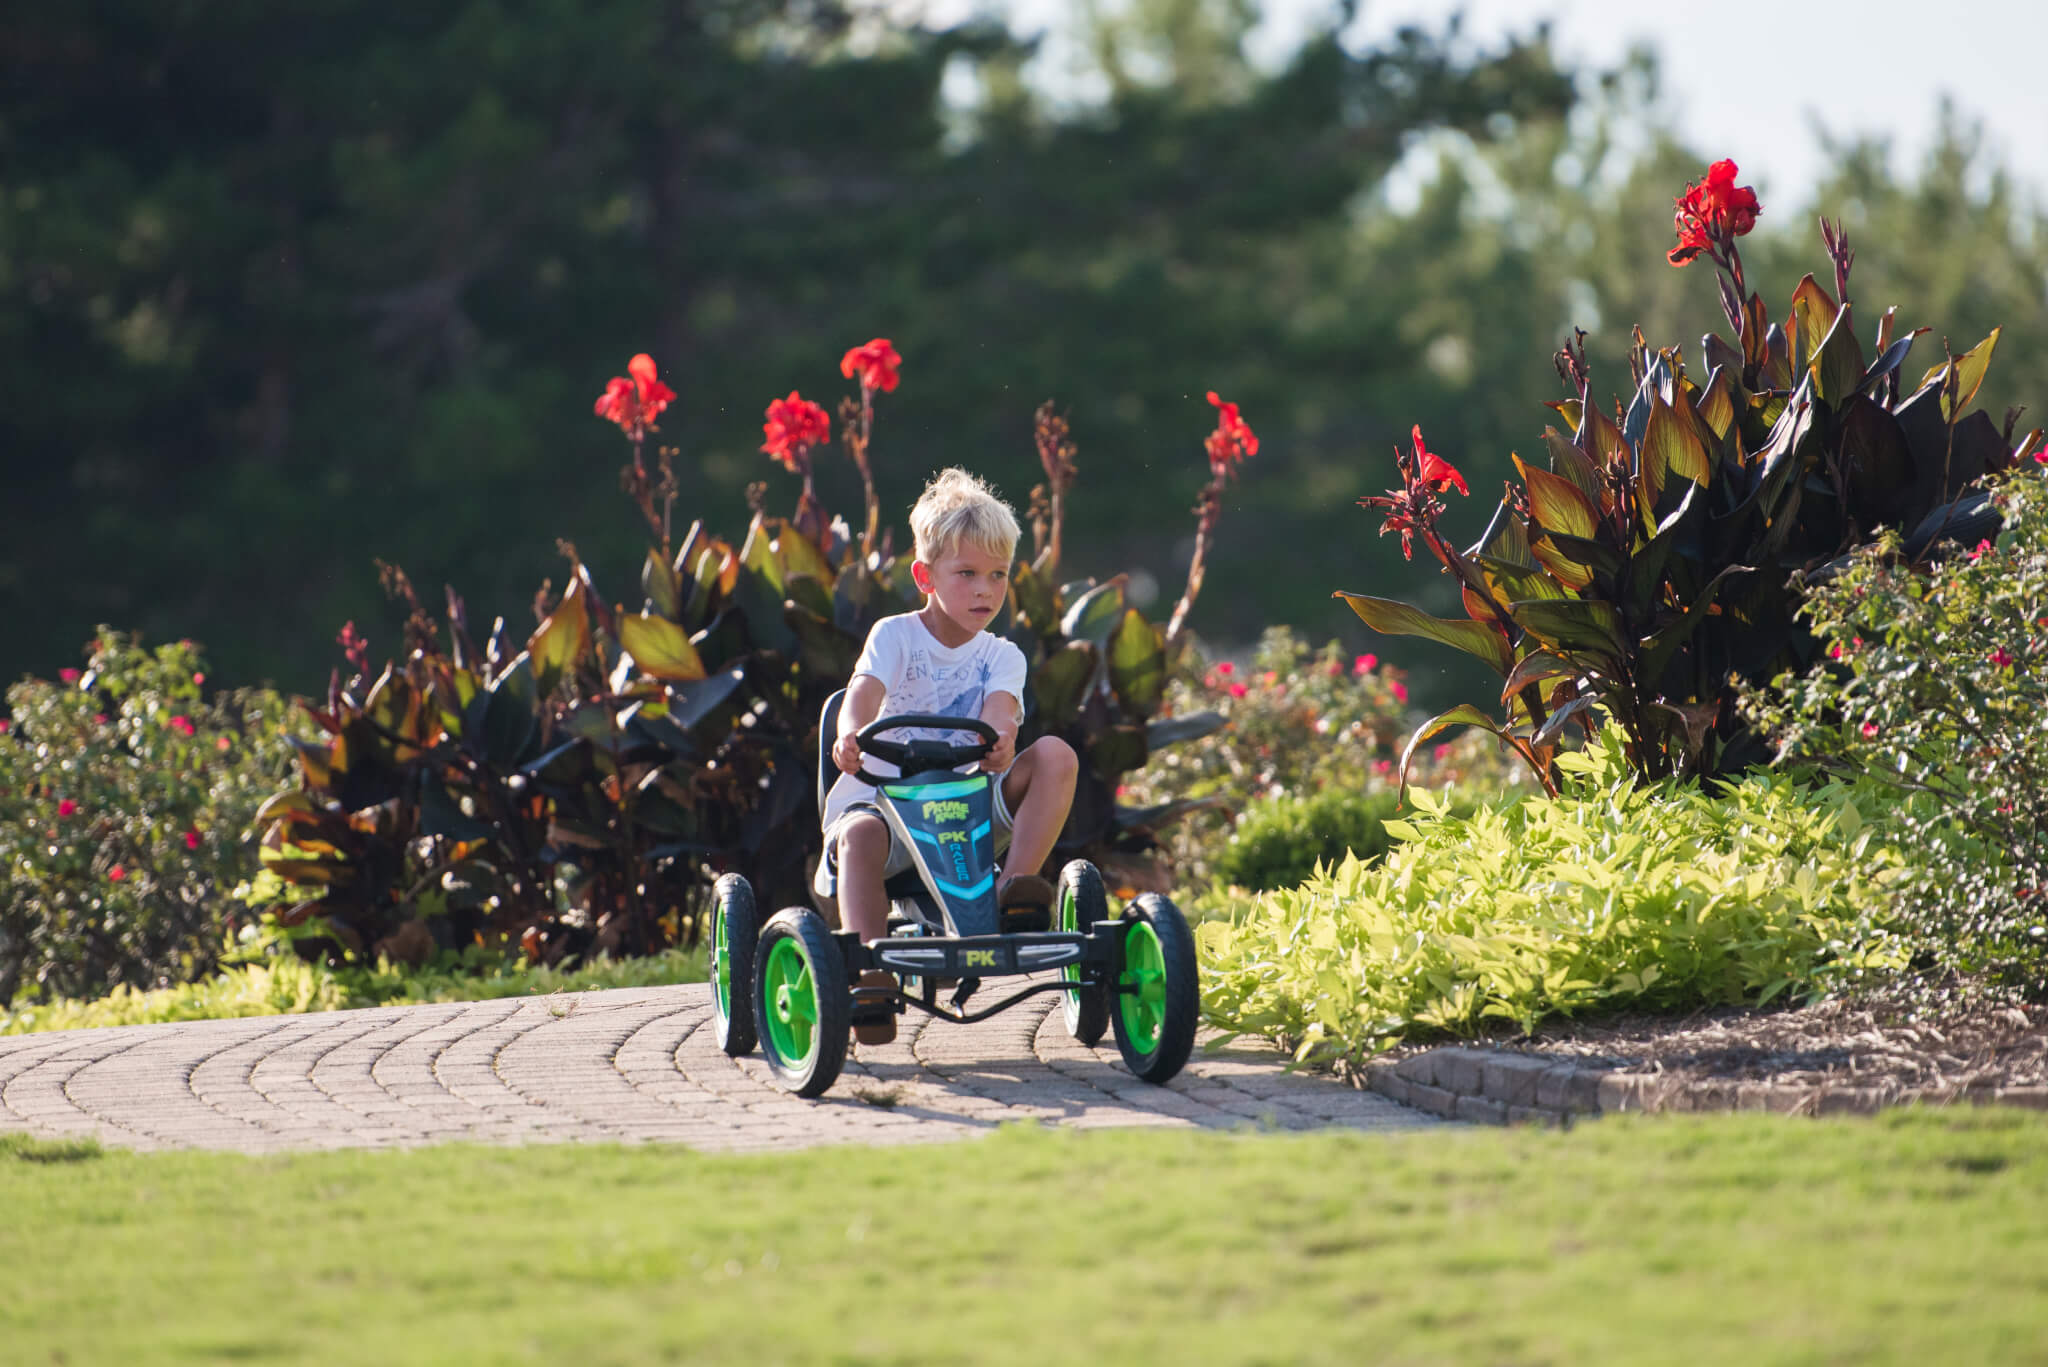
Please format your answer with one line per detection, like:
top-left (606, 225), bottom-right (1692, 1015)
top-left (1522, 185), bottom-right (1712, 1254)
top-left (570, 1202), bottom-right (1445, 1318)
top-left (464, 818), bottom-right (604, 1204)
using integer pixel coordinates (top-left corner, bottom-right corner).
top-left (817, 688), bottom-right (845, 824)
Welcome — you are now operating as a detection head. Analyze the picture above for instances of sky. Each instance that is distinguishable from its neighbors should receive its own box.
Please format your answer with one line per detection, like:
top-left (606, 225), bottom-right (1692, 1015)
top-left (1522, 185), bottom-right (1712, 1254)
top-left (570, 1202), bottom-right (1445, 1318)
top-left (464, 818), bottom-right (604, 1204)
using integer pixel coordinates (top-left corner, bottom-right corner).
top-left (913, 0), bottom-right (2048, 206)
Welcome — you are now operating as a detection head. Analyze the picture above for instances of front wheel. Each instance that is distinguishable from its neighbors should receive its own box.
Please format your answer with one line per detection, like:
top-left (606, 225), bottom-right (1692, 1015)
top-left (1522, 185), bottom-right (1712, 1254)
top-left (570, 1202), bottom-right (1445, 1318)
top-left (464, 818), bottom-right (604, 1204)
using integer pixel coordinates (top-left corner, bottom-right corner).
top-left (1111, 893), bottom-right (1198, 1084)
top-left (710, 874), bottom-right (758, 1057)
top-left (1057, 860), bottom-right (1110, 1047)
top-left (754, 908), bottom-right (850, 1098)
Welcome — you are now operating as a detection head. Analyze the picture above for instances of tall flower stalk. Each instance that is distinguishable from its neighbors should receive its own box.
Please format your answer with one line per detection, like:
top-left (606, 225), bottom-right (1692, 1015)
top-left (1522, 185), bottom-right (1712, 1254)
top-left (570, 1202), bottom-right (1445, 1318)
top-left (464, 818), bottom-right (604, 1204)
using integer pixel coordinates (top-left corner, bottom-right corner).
top-left (1166, 392), bottom-right (1259, 650)
top-left (838, 338), bottom-right (900, 560)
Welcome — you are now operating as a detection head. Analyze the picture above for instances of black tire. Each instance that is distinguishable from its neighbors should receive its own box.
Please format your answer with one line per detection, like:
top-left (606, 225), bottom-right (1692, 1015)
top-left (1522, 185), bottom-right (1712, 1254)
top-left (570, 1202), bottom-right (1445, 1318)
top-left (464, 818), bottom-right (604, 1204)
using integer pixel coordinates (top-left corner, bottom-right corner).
top-left (1110, 893), bottom-right (1199, 1084)
top-left (710, 873), bottom-right (758, 1057)
top-left (753, 908), bottom-right (850, 1098)
top-left (1057, 860), bottom-right (1111, 1047)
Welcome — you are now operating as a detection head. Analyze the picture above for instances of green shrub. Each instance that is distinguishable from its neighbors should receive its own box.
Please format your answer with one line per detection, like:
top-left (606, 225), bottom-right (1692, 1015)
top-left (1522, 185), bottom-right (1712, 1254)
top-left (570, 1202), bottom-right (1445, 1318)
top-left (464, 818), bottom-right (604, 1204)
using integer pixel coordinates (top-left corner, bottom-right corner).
top-left (0, 631), bottom-right (302, 1007)
top-left (1743, 463), bottom-right (2048, 1001)
top-left (1212, 787), bottom-right (1483, 893)
top-left (1197, 733), bottom-right (1921, 1065)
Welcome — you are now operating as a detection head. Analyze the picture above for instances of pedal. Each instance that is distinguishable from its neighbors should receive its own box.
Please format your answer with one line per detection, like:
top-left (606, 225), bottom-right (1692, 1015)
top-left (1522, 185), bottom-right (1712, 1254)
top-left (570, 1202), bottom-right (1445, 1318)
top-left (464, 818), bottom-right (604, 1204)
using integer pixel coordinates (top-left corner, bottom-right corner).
top-left (950, 976), bottom-right (980, 1011)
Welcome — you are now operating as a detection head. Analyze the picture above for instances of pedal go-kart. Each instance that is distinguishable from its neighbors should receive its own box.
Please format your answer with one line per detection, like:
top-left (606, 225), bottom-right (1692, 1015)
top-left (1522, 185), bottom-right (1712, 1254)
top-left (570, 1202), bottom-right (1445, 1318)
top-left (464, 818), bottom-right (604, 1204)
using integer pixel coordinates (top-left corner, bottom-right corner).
top-left (706, 690), bottom-right (1199, 1098)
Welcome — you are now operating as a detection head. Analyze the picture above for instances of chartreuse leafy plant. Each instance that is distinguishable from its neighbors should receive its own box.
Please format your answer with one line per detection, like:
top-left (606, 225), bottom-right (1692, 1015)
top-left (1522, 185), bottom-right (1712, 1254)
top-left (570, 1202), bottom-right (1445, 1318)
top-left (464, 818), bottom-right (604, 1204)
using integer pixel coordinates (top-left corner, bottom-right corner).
top-left (1341, 160), bottom-right (2028, 785)
top-left (1743, 462), bottom-right (2048, 1001)
top-left (258, 346), bottom-right (1256, 968)
top-left (1197, 732), bottom-right (1921, 1064)
top-left (0, 631), bottom-right (301, 1008)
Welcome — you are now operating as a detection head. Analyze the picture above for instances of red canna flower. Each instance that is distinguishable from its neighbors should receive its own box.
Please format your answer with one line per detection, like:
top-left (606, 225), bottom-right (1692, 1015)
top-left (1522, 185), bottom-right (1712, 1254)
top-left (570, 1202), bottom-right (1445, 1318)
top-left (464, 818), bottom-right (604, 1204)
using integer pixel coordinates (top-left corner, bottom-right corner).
top-left (185, 829), bottom-right (202, 851)
top-left (1204, 392), bottom-right (1259, 478)
top-left (840, 338), bottom-right (902, 394)
top-left (58, 798), bottom-right (77, 817)
top-left (108, 864), bottom-right (126, 881)
top-left (337, 621), bottom-right (370, 675)
top-left (1668, 159), bottom-right (1761, 267)
top-left (761, 391), bottom-right (831, 472)
top-left (1411, 426), bottom-right (1467, 496)
top-left (593, 353), bottom-right (676, 434)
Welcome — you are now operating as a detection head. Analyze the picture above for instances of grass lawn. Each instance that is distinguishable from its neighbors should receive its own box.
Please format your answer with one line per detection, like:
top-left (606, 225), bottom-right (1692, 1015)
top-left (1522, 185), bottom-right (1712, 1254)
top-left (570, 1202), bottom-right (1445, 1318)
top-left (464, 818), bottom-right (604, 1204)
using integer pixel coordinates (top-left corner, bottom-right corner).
top-left (4, 1109), bottom-right (2043, 1365)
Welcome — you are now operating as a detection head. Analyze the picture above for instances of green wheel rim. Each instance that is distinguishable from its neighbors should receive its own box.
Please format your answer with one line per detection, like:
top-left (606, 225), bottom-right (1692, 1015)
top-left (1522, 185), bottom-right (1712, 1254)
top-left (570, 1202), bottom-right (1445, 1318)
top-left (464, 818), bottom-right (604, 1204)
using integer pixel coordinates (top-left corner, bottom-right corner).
top-left (1119, 920), bottom-right (1167, 1054)
top-left (1059, 887), bottom-right (1082, 986)
top-left (763, 937), bottom-right (820, 1067)
top-left (712, 901), bottom-right (731, 1020)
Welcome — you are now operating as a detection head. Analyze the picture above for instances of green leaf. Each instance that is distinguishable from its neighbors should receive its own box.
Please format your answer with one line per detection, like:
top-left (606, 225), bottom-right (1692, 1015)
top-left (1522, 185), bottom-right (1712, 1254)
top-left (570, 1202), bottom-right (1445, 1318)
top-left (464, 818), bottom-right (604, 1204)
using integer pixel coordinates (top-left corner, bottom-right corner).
top-left (1010, 557), bottom-right (1057, 634)
top-left (1913, 327), bottom-right (1999, 417)
top-left (1059, 578), bottom-right (1127, 645)
top-left (1786, 273), bottom-right (1839, 375)
top-left (1809, 301), bottom-right (1867, 405)
top-left (1087, 724), bottom-right (1147, 776)
top-left (1106, 608), bottom-right (1166, 719)
top-left (1695, 368), bottom-right (1736, 443)
top-left (1145, 710), bottom-right (1225, 749)
top-left (784, 600), bottom-right (860, 681)
top-left (783, 572), bottom-right (833, 622)
top-left (738, 513), bottom-right (782, 594)
top-left (1516, 453), bottom-right (1601, 541)
top-left (1542, 428), bottom-right (1602, 505)
top-left (527, 573), bottom-right (592, 697)
top-left (1032, 641), bottom-right (1096, 727)
top-left (1333, 592), bottom-right (1513, 676)
top-left (773, 523), bottom-right (834, 588)
top-left (479, 652), bottom-right (540, 773)
top-left (1643, 391), bottom-right (1712, 491)
top-left (1638, 565), bottom-right (1753, 687)
top-left (617, 612), bottom-right (707, 683)
top-left (642, 548), bottom-right (681, 620)
top-left (1506, 599), bottom-right (1625, 661)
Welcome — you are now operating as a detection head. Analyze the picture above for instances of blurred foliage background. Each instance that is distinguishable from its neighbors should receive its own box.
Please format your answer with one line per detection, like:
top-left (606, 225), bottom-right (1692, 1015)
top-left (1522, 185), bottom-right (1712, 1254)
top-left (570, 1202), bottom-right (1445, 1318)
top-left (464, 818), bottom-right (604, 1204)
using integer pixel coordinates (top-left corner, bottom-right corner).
top-left (4, 0), bottom-right (2044, 707)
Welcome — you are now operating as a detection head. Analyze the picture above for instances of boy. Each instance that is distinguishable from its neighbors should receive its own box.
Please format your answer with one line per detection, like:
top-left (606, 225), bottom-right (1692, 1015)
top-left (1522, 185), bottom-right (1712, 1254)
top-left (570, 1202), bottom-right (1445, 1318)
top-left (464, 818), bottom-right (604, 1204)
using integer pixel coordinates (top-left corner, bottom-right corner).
top-left (820, 468), bottom-right (1078, 1044)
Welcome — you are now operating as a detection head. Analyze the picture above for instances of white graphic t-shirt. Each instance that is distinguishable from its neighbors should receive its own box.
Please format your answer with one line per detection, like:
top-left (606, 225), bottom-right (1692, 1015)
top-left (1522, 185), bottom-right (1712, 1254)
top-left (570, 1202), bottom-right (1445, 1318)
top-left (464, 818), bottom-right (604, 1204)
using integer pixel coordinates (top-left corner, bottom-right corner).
top-left (822, 612), bottom-right (1028, 831)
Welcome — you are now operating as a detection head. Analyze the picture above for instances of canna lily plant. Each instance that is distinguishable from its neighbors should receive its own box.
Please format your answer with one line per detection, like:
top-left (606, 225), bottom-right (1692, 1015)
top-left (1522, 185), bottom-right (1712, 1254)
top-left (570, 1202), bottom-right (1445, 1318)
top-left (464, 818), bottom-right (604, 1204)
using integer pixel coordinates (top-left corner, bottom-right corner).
top-left (1339, 159), bottom-right (2035, 789)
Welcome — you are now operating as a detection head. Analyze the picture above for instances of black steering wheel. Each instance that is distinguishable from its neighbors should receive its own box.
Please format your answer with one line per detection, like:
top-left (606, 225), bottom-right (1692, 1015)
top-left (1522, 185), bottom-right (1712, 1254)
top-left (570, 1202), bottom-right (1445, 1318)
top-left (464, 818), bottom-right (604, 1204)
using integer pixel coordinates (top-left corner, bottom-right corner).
top-left (849, 713), bottom-right (997, 786)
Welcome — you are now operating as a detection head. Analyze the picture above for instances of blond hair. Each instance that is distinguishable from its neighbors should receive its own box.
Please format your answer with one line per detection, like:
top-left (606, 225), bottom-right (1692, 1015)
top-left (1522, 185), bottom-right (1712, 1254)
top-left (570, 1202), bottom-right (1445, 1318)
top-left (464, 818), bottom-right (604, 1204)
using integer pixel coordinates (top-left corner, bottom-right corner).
top-left (909, 467), bottom-right (1020, 564)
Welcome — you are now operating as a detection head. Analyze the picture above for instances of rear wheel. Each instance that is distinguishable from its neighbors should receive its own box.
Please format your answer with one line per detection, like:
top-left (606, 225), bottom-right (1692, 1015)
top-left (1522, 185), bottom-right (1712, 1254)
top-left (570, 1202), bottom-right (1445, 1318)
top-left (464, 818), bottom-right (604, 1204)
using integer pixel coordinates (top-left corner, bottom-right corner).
top-left (709, 874), bottom-right (758, 1057)
top-left (1111, 893), bottom-right (1198, 1084)
top-left (754, 908), bottom-right (850, 1098)
top-left (1056, 860), bottom-right (1110, 1047)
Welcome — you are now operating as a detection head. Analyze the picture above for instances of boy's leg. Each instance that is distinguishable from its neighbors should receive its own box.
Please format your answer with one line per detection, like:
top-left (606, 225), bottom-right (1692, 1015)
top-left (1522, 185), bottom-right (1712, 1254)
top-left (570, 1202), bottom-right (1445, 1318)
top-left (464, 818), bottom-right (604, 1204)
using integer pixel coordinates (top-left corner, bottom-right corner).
top-left (837, 812), bottom-right (892, 943)
top-left (998, 736), bottom-right (1078, 891)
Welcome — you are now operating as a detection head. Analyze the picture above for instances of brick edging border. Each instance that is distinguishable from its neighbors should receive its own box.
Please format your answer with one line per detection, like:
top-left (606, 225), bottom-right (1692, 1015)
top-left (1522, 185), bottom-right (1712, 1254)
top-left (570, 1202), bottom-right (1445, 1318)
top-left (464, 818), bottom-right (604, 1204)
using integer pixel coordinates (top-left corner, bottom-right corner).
top-left (1361, 1046), bottom-right (2048, 1125)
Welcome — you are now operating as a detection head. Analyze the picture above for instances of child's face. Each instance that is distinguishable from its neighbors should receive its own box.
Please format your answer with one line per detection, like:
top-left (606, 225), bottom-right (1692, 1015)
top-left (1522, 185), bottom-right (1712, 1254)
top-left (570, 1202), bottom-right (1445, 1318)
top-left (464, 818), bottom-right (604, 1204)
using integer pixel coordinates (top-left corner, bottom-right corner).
top-left (914, 540), bottom-right (1011, 633)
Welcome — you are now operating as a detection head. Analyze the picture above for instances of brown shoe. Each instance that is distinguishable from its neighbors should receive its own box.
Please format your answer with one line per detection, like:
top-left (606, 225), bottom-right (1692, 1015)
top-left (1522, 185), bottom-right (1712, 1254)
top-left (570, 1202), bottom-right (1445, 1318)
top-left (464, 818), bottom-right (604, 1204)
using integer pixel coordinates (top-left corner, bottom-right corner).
top-left (852, 969), bottom-right (898, 1046)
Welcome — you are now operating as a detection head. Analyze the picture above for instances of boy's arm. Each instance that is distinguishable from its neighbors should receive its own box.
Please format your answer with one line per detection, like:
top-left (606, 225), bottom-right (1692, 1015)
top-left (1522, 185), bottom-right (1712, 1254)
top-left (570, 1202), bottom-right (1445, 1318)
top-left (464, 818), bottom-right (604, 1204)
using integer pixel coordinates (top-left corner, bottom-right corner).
top-left (979, 690), bottom-right (1022, 774)
top-left (833, 674), bottom-right (888, 776)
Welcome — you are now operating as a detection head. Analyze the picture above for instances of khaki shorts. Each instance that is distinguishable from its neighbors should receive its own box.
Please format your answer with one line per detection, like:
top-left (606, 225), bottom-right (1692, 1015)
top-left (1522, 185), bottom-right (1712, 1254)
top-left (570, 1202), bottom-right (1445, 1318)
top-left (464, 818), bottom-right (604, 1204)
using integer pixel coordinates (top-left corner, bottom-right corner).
top-left (816, 781), bottom-right (1014, 898)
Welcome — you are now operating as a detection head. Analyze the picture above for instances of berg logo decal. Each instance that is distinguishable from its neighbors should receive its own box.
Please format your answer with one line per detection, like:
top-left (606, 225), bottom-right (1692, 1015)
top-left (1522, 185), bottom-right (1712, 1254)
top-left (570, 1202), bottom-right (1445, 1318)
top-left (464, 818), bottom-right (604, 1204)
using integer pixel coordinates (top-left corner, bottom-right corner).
top-left (964, 949), bottom-right (997, 968)
top-left (936, 831), bottom-right (967, 844)
top-left (921, 800), bottom-right (970, 823)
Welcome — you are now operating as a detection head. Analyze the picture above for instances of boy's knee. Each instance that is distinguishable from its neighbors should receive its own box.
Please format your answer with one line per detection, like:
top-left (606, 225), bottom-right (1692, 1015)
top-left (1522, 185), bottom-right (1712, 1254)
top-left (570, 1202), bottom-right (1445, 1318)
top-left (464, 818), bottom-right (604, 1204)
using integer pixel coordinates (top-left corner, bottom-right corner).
top-left (839, 813), bottom-right (890, 863)
top-left (1031, 735), bottom-right (1077, 784)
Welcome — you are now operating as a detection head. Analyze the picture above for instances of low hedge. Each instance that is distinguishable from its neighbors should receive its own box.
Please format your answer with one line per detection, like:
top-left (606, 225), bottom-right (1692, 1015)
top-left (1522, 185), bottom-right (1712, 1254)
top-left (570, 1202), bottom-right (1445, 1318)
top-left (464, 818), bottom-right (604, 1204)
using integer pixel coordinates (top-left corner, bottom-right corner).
top-left (1197, 736), bottom-right (1920, 1065)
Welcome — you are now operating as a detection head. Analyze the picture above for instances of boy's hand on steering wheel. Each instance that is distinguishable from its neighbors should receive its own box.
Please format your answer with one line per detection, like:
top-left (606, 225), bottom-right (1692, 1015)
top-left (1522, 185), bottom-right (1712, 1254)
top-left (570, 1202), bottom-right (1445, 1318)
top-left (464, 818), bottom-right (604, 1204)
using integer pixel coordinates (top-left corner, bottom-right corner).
top-left (982, 724), bottom-right (1017, 775)
top-left (832, 732), bottom-right (864, 776)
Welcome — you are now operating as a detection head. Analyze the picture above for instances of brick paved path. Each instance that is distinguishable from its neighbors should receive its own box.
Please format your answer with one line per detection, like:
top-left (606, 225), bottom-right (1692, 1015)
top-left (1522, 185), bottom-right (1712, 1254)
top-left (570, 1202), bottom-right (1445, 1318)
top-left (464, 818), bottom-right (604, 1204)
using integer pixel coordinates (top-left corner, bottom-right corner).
top-left (0, 984), bottom-right (1437, 1153)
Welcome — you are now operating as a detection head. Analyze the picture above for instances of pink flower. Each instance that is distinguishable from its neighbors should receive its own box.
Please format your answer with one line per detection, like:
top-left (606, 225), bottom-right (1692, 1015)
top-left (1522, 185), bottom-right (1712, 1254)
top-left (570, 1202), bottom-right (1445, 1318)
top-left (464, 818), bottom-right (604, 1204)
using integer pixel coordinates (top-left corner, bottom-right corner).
top-left (108, 865), bottom-right (126, 881)
top-left (1433, 743), bottom-right (1451, 762)
top-left (0, 718), bottom-right (9, 733)
top-left (1389, 681), bottom-right (1409, 704)
top-left (1969, 538), bottom-right (1993, 561)
top-left (193, 672), bottom-right (205, 686)
top-left (168, 716), bottom-right (195, 737)
top-left (58, 798), bottom-right (77, 817)
top-left (1229, 682), bottom-right (1249, 698)
top-left (2035, 448), bottom-right (2047, 466)
top-left (184, 830), bottom-right (202, 851)
top-left (1990, 647), bottom-right (2015, 668)
top-left (59, 668), bottom-right (79, 683)
top-left (1373, 759), bottom-right (1393, 775)
top-left (1860, 721), bottom-right (1880, 739)
top-left (1353, 653), bottom-right (1377, 676)
top-left (1261, 671), bottom-right (1278, 687)
top-left (1326, 659), bottom-right (1343, 677)
top-left (216, 736), bottom-right (232, 752)
top-left (1216, 661), bottom-right (1234, 676)
top-left (94, 713), bottom-right (107, 726)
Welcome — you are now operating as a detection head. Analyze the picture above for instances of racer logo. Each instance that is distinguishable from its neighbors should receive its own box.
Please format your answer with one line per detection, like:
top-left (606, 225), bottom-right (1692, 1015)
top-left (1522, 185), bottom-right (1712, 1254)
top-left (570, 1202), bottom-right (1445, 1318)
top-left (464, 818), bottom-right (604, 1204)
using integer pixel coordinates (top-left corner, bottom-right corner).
top-left (921, 800), bottom-right (970, 823)
top-left (964, 949), bottom-right (997, 968)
